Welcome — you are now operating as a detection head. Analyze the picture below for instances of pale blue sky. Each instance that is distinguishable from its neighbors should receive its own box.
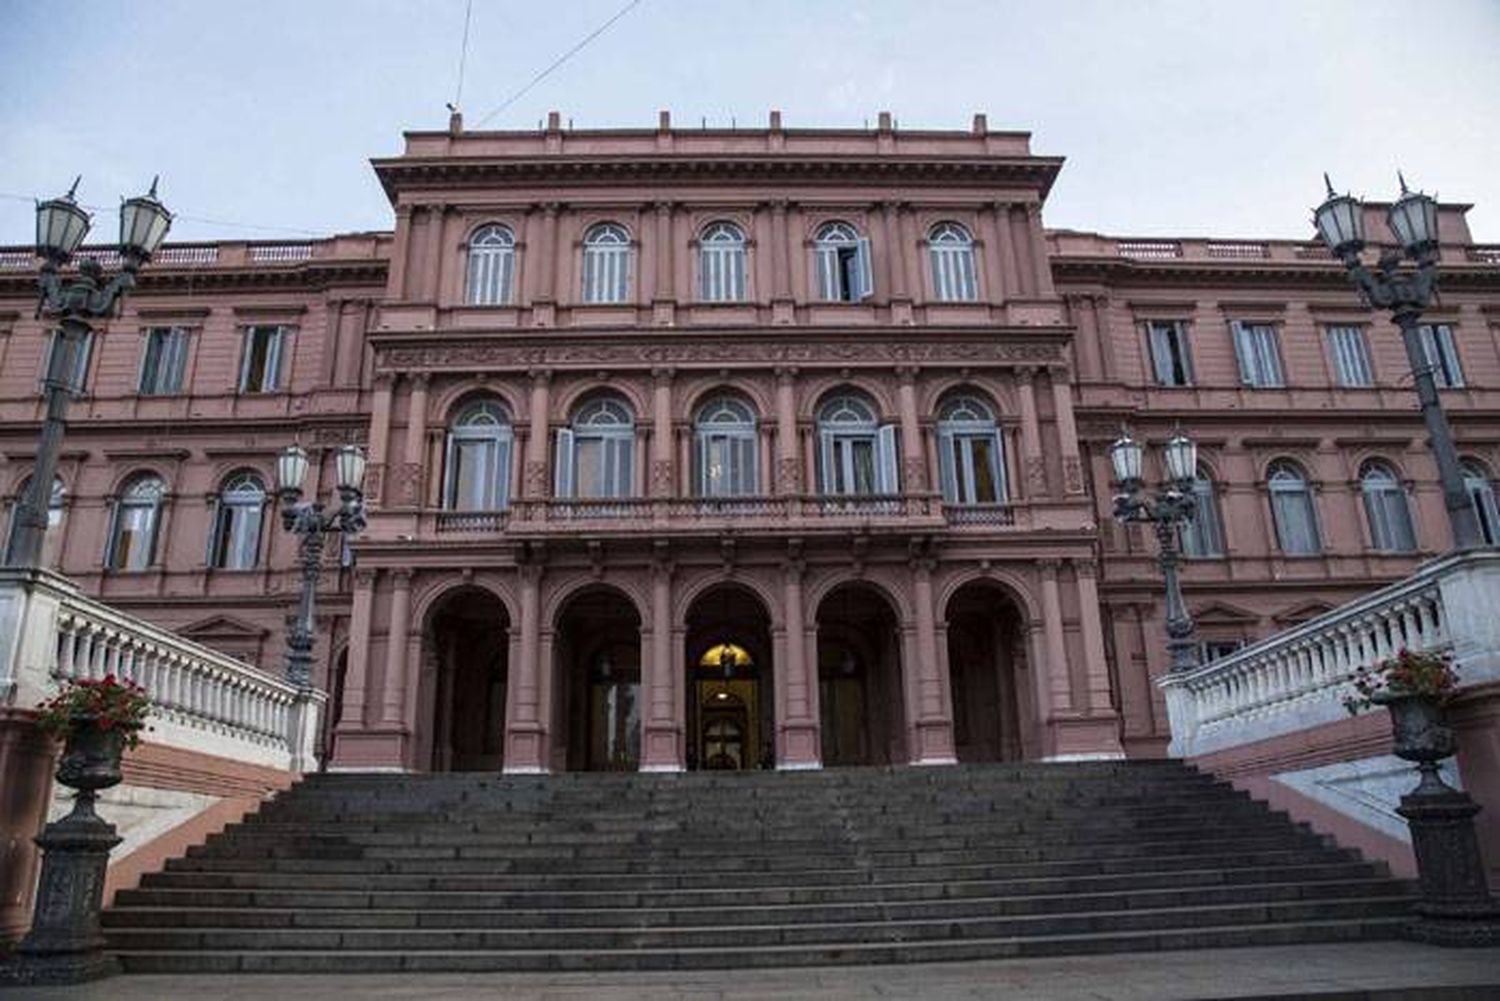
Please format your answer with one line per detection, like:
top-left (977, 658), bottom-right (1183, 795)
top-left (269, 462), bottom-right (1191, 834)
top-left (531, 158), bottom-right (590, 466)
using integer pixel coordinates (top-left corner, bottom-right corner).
top-left (2, 0), bottom-right (1497, 244)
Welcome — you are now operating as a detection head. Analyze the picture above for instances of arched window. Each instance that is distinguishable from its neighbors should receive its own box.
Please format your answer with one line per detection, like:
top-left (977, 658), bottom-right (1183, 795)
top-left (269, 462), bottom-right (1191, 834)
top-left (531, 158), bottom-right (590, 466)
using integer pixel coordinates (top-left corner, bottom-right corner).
top-left (466, 224), bottom-right (516, 305)
top-left (698, 222), bottom-right (747, 302)
top-left (1462, 459), bottom-right (1500, 545)
top-left (1180, 466), bottom-right (1225, 558)
top-left (5, 476), bottom-right (65, 565)
top-left (444, 399), bottom-right (513, 510)
top-left (936, 395), bottom-right (1004, 504)
top-left (693, 395), bottom-right (758, 496)
top-left (209, 471), bottom-right (266, 569)
top-left (813, 222), bottom-right (872, 302)
top-left (817, 393), bottom-right (896, 495)
top-left (557, 397), bottom-right (635, 498)
top-left (108, 474), bottom-right (165, 571)
top-left (1267, 461), bottom-right (1321, 555)
top-left (1360, 461), bottom-right (1416, 553)
top-left (581, 223), bottom-right (632, 304)
top-left (928, 222), bottom-right (978, 302)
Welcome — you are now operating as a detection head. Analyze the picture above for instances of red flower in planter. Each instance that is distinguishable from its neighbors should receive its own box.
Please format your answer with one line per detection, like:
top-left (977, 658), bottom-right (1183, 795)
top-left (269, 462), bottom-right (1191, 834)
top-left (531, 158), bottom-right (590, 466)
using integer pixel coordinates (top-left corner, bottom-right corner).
top-left (36, 676), bottom-right (153, 749)
top-left (1343, 647), bottom-right (1459, 715)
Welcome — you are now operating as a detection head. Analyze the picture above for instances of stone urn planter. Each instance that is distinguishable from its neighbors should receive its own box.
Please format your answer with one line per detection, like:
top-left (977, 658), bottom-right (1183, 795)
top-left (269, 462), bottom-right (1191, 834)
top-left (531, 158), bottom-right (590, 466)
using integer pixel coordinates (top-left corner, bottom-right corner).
top-left (55, 714), bottom-right (130, 805)
top-left (1373, 691), bottom-right (1459, 796)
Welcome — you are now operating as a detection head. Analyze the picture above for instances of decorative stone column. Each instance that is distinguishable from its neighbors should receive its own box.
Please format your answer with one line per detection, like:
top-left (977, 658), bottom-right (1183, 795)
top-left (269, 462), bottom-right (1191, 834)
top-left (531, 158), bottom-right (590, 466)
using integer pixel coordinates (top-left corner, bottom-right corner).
top-left (1038, 559), bottom-right (1073, 718)
top-left (774, 367), bottom-right (800, 495)
top-left (331, 567), bottom-right (377, 764)
top-left (778, 546), bottom-right (820, 768)
top-left (1049, 368), bottom-right (1085, 496)
top-left (651, 368), bottom-right (674, 499)
top-left (1015, 367), bottom-right (1047, 498)
top-left (525, 369), bottom-right (551, 500)
top-left (910, 550), bottom-right (957, 764)
top-left (504, 559), bottom-right (547, 773)
top-left (366, 372), bottom-right (396, 507)
top-left (399, 372), bottom-right (429, 506)
top-left (641, 548), bottom-right (683, 771)
top-left (895, 366), bottom-right (927, 492)
top-left (380, 569), bottom-right (412, 727)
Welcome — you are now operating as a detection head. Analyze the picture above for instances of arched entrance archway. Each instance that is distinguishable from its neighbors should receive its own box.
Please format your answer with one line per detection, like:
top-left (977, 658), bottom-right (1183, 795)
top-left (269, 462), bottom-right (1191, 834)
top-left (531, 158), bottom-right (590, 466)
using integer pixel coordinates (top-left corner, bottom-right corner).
top-left (945, 581), bottom-right (1031, 762)
top-left (815, 583), bottom-right (906, 766)
top-left (425, 588), bottom-right (510, 772)
top-left (553, 586), bottom-right (642, 771)
top-left (684, 583), bottom-right (774, 771)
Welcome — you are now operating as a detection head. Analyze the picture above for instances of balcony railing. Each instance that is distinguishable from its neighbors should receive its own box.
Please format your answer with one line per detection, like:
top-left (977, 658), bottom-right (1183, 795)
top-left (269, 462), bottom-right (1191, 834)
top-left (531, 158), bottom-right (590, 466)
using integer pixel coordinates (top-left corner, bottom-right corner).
top-left (1117, 240), bottom-right (1182, 260)
top-left (1160, 549), bottom-right (1500, 759)
top-left (430, 493), bottom-right (970, 533)
top-left (0, 568), bottom-right (322, 772)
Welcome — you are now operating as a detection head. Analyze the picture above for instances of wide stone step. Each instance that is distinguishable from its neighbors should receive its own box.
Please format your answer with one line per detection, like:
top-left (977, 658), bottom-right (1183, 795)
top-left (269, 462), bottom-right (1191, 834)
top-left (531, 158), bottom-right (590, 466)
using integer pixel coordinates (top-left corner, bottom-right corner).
top-left (103, 878), bottom-right (1408, 932)
top-left (113, 860), bottom-right (1392, 912)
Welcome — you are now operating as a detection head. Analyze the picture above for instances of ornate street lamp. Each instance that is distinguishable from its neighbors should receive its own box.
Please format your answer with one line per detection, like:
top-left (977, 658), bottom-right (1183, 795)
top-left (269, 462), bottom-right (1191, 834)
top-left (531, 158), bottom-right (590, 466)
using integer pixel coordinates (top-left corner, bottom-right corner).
top-left (5, 179), bottom-right (172, 568)
top-left (276, 444), bottom-right (367, 689)
top-left (1111, 430), bottom-right (1200, 673)
top-left (1313, 174), bottom-right (1483, 550)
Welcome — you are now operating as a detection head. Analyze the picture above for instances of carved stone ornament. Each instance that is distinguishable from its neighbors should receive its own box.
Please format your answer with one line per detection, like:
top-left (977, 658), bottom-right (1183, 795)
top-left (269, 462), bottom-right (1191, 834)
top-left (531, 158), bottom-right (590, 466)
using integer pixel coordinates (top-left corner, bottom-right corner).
top-left (776, 456), bottom-right (801, 493)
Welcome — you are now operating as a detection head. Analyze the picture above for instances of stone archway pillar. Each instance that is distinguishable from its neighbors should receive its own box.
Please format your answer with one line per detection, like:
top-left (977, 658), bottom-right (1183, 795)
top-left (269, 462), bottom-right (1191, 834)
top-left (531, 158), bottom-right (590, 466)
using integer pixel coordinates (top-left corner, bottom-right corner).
top-left (911, 559), bottom-right (957, 764)
top-left (503, 564), bottom-right (549, 773)
top-left (778, 554), bottom-right (821, 768)
top-left (641, 557), bottom-right (685, 771)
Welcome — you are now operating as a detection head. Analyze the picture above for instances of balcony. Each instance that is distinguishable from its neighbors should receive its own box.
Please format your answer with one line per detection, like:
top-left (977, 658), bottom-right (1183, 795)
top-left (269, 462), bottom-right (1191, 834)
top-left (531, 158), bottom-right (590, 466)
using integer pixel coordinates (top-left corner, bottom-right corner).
top-left (425, 494), bottom-right (1032, 538)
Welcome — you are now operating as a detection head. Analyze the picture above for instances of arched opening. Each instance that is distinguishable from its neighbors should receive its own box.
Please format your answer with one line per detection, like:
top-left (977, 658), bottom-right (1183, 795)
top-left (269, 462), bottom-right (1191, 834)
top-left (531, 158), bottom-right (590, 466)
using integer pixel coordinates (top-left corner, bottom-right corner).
top-left (945, 582), bottom-right (1032, 763)
top-left (684, 584), bottom-right (774, 771)
top-left (319, 647), bottom-right (348, 771)
top-left (815, 583), bottom-right (906, 766)
top-left (553, 586), bottom-right (642, 771)
top-left (426, 588), bottom-right (510, 772)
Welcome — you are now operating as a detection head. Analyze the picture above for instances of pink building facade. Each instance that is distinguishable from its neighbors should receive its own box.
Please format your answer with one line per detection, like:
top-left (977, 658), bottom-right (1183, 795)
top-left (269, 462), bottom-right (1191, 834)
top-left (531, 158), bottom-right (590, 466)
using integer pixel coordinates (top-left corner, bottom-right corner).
top-left (3, 112), bottom-right (1498, 778)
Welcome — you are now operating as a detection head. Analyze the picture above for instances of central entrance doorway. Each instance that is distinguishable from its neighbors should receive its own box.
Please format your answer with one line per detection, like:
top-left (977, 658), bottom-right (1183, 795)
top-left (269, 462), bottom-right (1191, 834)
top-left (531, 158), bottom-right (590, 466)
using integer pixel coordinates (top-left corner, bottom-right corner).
top-left (555, 586), bottom-right (642, 772)
top-left (685, 584), bottom-right (773, 771)
top-left (425, 587), bottom-right (509, 772)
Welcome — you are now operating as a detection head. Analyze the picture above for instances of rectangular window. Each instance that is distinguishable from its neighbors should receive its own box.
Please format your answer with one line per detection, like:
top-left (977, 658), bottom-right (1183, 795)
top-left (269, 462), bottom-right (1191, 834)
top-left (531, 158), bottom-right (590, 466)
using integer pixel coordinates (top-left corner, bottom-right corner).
top-left (1146, 320), bottom-right (1193, 387)
top-left (1179, 479), bottom-right (1225, 557)
top-left (1326, 325), bottom-right (1373, 387)
top-left (238, 325), bottom-right (286, 393)
top-left (938, 432), bottom-right (1005, 504)
top-left (138, 327), bottom-right (191, 395)
top-left (929, 245), bottom-right (977, 302)
top-left (1199, 639), bottom-right (1245, 663)
top-left (697, 433), bottom-right (756, 496)
top-left (1231, 321), bottom-right (1285, 388)
top-left (1417, 324), bottom-right (1464, 388)
top-left (42, 328), bottom-right (94, 394)
top-left (582, 246), bottom-right (631, 304)
top-left (699, 246), bottom-right (747, 303)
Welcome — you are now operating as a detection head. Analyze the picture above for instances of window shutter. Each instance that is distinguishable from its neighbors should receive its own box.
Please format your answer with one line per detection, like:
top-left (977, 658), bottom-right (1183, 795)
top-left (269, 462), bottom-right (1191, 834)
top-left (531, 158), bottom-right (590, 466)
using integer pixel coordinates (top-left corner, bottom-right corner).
top-left (1148, 324), bottom-right (1174, 385)
top-left (876, 424), bottom-right (899, 494)
top-left (103, 500), bottom-right (121, 570)
top-left (1231, 322), bottom-right (1255, 385)
top-left (494, 437), bottom-right (513, 510)
top-left (817, 430), bottom-right (835, 494)
top-left (553, 428), bottom-right (575, 498)
top-left (855, 237), bottom-right (875, 301)
top-left (815, 247), bottom-right (836, 301)
top-left (267, 328), bottom-right (285, 392)
top-left (205, 498), bottom-right (222, 567)
top-left (937, 431), bottom-right (957, 503)
top-left (1438, 326), bottom-right (1463, 387)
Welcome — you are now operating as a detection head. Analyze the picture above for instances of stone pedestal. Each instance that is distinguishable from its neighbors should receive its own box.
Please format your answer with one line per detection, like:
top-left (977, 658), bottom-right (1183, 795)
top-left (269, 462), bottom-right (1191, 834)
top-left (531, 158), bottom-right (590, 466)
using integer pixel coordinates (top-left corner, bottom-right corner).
top-left (1398, 787), bottom-right (1500, 947)
top-left (2, 791), bottom-right (122, 984)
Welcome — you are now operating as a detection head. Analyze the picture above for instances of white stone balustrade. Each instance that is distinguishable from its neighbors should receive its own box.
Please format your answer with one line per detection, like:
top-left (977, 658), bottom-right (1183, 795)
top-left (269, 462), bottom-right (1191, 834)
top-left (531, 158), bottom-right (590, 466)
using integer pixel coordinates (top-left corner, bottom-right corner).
top-left (1161, 549), bottom-right (1500, 758)
top-left (0, 567), bottom-right (322, 773)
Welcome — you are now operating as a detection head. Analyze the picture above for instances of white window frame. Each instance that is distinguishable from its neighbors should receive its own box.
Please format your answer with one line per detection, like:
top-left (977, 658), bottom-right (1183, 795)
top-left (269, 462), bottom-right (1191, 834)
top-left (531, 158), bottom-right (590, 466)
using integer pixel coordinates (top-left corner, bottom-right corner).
top-left (1462, 460), bottom-right (1500, 546)
top-left (1232, 321), bottom-right (1285, 388)
top-left (1146, 320), bottom-right (1194, 387)
top-left (928, 222), bottom-right (978, 302)
top-left (209, 471), bottom-right (266, 570)
top-left (238, 325), bottom-right (287, 393)
top-left (936, 396), bottom-right (1005, 505)
top-left (1180, 470), bottom-right (1225, 558)
top-left (107, 475), bottom-right (165, 572)
top-left (4, 476), bottom-right (65, 563)
top-left (466, 224), bottom-right (516, 306)
top-left (693, 396), bottom-right (758, 497)
top-left (698, 222), bottom-right (748, 303)
top-left (443, 399), bottom-right (514, 510)
top-left (1268, 462), bottom-right (1321, 555)
top-left (1326, 325), bottom-right (1373, 387)
top-left (816, 394), bottom-right (895, 495)
top-left (813, 222), bottom-right (873, 303)
top-left (138, 326), bottom-right (191, 396)
top-left (1417, 324), bottom-right (1464, 388)
top-left (1360, 461), bottom-right (1416, 553)
top-left (560, 398), bottom-right (635, 499)
top-left (581, 223), bottom-right (632, 304)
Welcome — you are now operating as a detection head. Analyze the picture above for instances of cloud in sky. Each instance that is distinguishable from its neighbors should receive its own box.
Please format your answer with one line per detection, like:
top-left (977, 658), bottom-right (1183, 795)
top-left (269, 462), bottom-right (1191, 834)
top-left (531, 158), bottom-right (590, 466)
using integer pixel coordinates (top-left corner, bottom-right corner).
top-left (1, 0), bottom-right (1496, 243)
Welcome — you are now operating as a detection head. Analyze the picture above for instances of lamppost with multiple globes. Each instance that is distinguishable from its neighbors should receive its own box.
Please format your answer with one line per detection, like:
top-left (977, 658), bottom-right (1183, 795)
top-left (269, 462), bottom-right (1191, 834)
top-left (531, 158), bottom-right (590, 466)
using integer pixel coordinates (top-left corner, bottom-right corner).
top-left (1110, 430), bottom-right (1201, 674)
top-left (1313, 174), bottom-right (1483, 550)
top-left (275, 444), bottom-right (368, 690)
top-left (5, 179), bottom-right (172, 568)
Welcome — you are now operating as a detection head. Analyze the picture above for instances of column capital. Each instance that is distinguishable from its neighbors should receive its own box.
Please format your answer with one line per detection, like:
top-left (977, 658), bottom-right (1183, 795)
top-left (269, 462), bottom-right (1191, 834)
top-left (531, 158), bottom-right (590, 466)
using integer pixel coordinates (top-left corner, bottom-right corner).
top-left (1016, 366), bottom-right (1038, 385)
top-left (390, 568), bottom-right (414, 586)
top-left (651, 366), bottom-right (676, 385)
top-left (1037, 557), bottom-right (1061, 577)
top-left (1071, 557), bottom-right (1098, 579)
top-left (528, 367), bottom-right (552, 387)
top-left (408, 371), bottom-right (432, 389)
top-left (895, 364), bottom-right (920, 383)
top-left (775, 365), bottom-right (799, 383)
top-left (373, 371), bottom-right (397, 389)
top-left (354, 567), bottom-right (379, 589)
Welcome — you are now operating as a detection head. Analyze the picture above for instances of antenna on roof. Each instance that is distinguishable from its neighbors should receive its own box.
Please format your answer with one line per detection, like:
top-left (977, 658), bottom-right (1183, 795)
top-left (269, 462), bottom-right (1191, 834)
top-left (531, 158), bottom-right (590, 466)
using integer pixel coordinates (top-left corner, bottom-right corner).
top-left (450, 0), bottom-right (474, 117)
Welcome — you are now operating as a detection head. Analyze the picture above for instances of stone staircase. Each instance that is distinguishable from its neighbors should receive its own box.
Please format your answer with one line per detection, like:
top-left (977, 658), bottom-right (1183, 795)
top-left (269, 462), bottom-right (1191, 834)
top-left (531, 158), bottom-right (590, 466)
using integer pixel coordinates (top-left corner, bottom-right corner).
top-left (103, 761), bottom-right (1413, 973)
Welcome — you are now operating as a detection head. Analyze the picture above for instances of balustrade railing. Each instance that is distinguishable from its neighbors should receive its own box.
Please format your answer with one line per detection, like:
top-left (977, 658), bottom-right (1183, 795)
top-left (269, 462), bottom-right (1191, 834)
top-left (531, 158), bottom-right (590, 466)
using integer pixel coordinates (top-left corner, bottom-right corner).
top-left (1161, 549), bottom-right (1500, 758)
top-left (0, 568), bottom-right (321, 772)
top-left (248, 242), bottom-right (314, 263)
top-left (1205, 241), bottom-right (1270, 260)
top-left (943, 502), bottom-right (1016, 526)
top-left (1117, 239), bottom-right (1182, 260)
top-left (431, 493), bottom-right (951, 531)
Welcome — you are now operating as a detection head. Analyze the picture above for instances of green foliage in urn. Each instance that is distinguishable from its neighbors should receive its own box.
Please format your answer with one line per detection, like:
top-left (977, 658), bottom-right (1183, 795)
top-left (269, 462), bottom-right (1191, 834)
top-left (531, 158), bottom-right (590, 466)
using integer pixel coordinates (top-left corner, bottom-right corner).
top-left (35, 675), bottom-right (152, 749)
top-left (1343, 647), bottom-right (1459, 715)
